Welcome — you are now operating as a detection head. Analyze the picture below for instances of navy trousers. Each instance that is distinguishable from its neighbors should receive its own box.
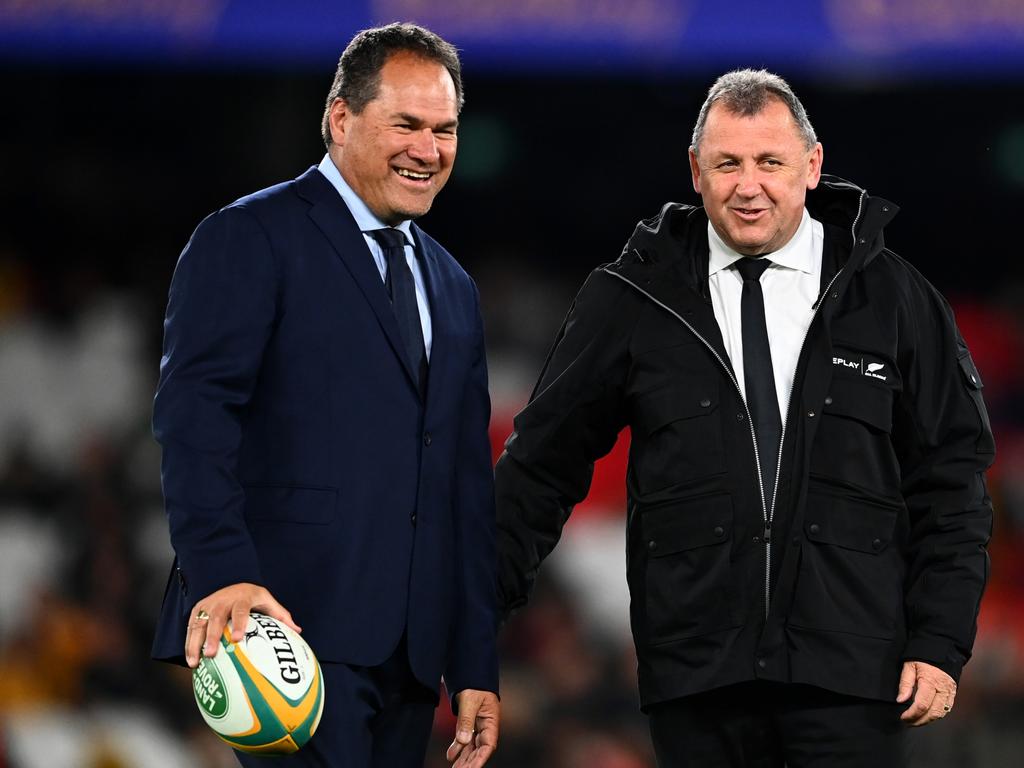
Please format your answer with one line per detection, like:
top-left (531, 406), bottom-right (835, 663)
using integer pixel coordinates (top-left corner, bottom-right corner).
top-left (235, 636), bottom-right (437, 768)
top-left (648, 681), bottom-right (914, 768)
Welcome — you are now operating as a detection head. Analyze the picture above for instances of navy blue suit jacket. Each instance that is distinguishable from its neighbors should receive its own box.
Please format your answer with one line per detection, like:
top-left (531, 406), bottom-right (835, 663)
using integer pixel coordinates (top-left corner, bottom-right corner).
top-left (151, 167), bottom-right (498, 698)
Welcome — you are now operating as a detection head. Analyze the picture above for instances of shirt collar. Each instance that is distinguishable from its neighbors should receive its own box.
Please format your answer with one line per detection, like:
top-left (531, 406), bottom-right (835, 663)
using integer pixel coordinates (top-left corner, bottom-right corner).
top-left (707, 208), bottom-right (816, 276)
top-left (317, 154), bottom-right (414, 247)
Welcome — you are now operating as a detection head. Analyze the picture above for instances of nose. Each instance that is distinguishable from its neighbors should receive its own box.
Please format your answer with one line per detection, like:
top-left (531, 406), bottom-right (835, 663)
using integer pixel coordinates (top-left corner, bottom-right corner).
top-left (407, 128), bottom-right (439, 163)
top-left (734, 165), bottom-right (762, 198)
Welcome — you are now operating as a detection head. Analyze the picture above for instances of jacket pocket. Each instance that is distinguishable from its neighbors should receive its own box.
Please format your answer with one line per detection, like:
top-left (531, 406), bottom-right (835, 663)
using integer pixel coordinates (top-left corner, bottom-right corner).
top-left (821, 376), bottom-right (892, 433)
top-left (811, 376), bottom-right (900, 495)
top-left (958, 352), bottom-right (996, 455)
top-left (243, 484), bottom-right (337, 524)
top-left (640, 494), bottom-right (740, 644)
top-left (630, 377), bottom-right (725, 493)
top-left (788, 489), bottom-right (905, 640)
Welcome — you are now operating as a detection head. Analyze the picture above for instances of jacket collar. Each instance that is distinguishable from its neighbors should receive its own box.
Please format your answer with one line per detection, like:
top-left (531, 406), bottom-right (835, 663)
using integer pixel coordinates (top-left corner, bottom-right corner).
top-left (600, 176), bottom-right (898, 366)
top-left (608, 174), bottom-right (898, 289)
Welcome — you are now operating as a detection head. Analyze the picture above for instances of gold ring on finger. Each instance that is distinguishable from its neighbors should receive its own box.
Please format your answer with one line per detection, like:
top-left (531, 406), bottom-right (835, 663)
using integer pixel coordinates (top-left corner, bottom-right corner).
top-left (942, 704), bottom-right (951, 713)
top-left (196, 609), bottom-right (210, 622)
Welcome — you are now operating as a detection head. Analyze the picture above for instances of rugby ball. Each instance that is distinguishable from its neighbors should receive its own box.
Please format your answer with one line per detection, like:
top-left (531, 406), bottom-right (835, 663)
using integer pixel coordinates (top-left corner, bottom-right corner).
top-left (192, 612), bottom-right (324, 754)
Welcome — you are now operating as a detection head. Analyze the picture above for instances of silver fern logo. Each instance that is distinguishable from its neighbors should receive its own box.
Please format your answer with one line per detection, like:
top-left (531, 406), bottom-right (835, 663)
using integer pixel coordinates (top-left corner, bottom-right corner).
top-left (831, 357), bottom-right (888, 381)
top-left (864, 361), bottom-right (887, 381)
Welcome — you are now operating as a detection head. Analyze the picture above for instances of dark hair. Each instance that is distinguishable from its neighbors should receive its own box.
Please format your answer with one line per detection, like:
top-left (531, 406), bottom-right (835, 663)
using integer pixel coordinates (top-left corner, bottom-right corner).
top-left (321, 22), bottom-right (464, 147)
top-left (690, 69), bottom-right (817, 154)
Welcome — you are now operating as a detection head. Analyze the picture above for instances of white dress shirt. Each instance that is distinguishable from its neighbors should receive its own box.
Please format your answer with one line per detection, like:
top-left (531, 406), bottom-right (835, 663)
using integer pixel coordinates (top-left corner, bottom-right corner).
top-left (707, 209), bottom-right (823, 421)
top-left (317, 154), bottom-right (432, 359)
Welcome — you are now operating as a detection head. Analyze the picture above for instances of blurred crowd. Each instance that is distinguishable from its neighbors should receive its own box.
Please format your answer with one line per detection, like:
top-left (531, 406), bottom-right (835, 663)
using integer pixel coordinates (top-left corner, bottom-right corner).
top-left (1, 236), bottom-right (1023, 767)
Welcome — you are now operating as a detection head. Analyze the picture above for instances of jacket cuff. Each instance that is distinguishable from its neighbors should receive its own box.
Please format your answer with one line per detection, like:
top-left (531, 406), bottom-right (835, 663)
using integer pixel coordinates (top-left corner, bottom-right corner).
top-left (443, 653), bottom-right (500, 715)
top-left (176, 547), bottom-right (264, 615)
top-left (446, 681), bottom-right (501, 717)
top-left (902, 636), bottom-right (965, 683)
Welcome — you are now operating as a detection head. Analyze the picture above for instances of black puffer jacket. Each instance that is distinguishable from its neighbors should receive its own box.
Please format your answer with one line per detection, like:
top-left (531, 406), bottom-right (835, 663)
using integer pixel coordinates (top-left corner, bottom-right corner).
top-left (495, 175), bottom-right (994, 709)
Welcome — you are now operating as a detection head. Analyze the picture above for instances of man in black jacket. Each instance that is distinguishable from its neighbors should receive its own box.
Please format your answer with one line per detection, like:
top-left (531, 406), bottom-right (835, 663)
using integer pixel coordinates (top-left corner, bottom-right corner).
top-left (494, 69), bottom-right (994, 767)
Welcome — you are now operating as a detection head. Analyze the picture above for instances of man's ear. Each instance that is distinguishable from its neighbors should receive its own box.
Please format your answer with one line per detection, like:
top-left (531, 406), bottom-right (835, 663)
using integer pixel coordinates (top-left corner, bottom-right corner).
top-left (689, 148), bottom-right (702, 194)
top-left (328, 99), bottom-right (350, 147)
top-left (806, 142), bottom-right (823, 190)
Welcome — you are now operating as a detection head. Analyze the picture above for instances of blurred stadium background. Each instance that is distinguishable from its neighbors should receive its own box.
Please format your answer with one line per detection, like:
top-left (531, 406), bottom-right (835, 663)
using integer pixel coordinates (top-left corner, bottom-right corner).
top-left (2, 1), bottom-right (1023, 766)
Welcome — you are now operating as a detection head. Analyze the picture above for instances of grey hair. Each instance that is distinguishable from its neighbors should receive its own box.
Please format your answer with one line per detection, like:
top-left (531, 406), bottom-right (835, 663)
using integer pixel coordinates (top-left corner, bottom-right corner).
top-left (690, 69), bottom-right (817, 154)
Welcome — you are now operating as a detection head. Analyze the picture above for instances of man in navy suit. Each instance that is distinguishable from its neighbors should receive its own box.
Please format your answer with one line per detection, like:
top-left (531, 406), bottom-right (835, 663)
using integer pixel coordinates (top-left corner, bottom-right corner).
top-left (151, 23), bottom-right (500, 768)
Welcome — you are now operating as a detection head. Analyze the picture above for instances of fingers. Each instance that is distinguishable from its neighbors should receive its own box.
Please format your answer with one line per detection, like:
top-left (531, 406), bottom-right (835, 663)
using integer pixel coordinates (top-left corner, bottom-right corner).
top-left (898, 661), bottom-right (957, 726)
top-left (899, 676), bottom-right (937, 725)
top-left (455, 743), bottom-right (495, 768)
top-left (456, 692), bottom-right (482, 747)
top-left (449, 736), bottom-right (497, 768)
top-left (464, 723), bottom-right (498, 768)
top-left (895, 662), bottom-right (917, 703)
top-left (203, 605), bottom-right (229, 660)
top-left (447, 738), bottom-right (466, 763)
top-left (185, 606), bottom-right (211, 668)
top-left (447, 690), bottom-right (500, 766)
top-left (254, 594), bottom-right (301, 635)
top-left (230, 602), bottom-right (251, 643)
top-left (182, 582), bottom-right (297, 668)
top-left (447, 691), bottom-right (482, 763)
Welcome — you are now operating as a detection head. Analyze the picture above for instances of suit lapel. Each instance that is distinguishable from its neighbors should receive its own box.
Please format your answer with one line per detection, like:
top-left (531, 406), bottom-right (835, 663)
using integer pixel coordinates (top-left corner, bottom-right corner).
top-left (294, 167), bottom-right (422, 395)
top-left (413, 224), bottom-right (452, 415)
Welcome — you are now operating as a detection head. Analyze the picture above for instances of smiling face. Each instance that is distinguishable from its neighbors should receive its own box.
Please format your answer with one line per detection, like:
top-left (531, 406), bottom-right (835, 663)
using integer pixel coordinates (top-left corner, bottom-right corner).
top-left (327, 51), bottom-right (458, 225)
top-left (689, 97), bottom-right (822, 256)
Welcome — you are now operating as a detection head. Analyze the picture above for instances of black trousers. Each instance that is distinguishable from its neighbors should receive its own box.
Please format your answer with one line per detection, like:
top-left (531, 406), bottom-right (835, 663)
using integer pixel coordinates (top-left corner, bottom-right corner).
top-left (648, 682), bottom-right (914, 768)
top-left (235, 635), bottom-right (437, 768)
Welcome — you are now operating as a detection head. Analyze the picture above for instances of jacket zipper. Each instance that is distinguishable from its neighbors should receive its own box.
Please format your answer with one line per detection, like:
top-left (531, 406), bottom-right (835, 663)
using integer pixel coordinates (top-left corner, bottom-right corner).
top-left (600, 268), bottom-right (771, 595)
top-left (605, 190), bottom-right (867, 621)
top-left (761, 188), bottom-right (865, 618)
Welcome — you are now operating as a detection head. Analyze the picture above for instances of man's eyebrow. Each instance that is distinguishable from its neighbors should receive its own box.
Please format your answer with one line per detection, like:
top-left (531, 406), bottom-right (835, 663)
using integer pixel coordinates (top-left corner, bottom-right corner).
top-left (395, 112), bottom-right (459, 131)
top-left (707, 149), bottom-right (785, 161)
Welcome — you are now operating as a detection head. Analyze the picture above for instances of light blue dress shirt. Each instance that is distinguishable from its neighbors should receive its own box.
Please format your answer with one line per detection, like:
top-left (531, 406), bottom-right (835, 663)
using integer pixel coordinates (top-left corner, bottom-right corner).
top-left (317, 154), bottom-right (432, 359)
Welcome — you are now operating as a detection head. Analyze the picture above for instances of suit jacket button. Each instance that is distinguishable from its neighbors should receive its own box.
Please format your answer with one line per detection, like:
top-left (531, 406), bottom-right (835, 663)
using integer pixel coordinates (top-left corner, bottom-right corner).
top-left (423, 432), bottom-right (432, 446)
top-left (700, 398), bottom-right (711, 408)
top-left (809, 523), bottom-right (821, 535)
top-left (411, 513), bottom-right (417, 526)
top-left (713, 526), bottom-right (725, 538)
top-left (872, 538), bottom-right (883, 550)
top-left (647, 540), bottom-right (658, 552)
top-left (824, 396), bottom-right (833, 405)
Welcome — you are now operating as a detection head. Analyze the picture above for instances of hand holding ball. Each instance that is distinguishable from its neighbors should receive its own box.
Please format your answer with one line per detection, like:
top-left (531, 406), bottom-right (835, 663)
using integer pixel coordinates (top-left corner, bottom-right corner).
top-left (192, 612), bottom-right (324, 754)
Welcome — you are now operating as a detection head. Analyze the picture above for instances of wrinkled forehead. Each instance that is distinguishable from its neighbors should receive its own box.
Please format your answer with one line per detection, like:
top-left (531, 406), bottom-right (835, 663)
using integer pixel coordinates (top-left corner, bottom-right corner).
top-left (701, 99), bottom-right (805, 151)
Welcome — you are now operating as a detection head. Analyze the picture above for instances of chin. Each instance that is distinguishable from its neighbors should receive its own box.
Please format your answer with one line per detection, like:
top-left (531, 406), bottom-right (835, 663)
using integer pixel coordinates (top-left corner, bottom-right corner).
top-left (400, 204), bottom-right (433, 221)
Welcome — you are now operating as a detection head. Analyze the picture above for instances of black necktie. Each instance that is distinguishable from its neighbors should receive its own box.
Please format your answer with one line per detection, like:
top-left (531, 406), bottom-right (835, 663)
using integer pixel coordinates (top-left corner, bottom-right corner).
top-left (369, 228), bottom-right (427, 397)
top-left (734, 257), bottom-right (781, 506)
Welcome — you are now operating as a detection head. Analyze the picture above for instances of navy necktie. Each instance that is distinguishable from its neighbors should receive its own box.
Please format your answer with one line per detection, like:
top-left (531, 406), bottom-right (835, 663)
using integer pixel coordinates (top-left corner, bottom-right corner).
top-left (734, 257), bottom-right (781, 506)
top-left (369, 228), bottom-right (427, 397)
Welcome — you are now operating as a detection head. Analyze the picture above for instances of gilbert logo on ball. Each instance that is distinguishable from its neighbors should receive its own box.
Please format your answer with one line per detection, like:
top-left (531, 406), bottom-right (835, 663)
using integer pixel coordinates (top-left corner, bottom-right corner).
top-left (192, 612), bottom-right (324, 754)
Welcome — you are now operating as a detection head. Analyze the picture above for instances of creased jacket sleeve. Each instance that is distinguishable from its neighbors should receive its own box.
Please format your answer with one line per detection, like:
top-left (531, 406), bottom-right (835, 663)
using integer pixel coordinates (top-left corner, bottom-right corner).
top-left (153, 206), bottom-right (278, 610)
top-left (494, 270), bottom-right (634, 621)
top-left (894, 264), bottom-right (994, 682)
top-left (444, 282), bottom-right (500, 701)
